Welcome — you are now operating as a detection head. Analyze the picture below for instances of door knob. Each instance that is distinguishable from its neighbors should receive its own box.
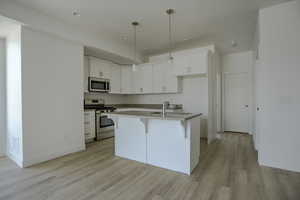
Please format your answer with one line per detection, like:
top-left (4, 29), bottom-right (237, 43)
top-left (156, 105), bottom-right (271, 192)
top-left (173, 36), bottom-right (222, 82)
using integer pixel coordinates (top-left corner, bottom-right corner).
top-left (245, 105), bottom-right (249, 108)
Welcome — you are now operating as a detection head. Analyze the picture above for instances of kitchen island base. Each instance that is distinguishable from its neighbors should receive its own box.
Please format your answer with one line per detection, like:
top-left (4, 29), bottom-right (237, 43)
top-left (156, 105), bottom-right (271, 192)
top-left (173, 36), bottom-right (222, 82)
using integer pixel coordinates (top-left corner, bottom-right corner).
top-left (111, 114), bottom-right (201, 175)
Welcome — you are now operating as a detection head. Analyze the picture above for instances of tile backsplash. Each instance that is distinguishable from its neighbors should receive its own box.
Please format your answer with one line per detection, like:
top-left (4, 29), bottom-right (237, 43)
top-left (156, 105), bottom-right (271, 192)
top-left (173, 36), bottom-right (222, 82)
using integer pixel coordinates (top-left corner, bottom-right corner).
top-left (84, 92), bottom-right (126, 104)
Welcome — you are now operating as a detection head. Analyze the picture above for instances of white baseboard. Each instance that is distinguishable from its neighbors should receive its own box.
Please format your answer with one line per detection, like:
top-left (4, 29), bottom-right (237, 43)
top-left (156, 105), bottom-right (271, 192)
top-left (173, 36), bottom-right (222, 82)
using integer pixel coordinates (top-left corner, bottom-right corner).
top-left (258, 154), bottom-right (300, 173)
top-left (22, 144), bottom-right (86, 167)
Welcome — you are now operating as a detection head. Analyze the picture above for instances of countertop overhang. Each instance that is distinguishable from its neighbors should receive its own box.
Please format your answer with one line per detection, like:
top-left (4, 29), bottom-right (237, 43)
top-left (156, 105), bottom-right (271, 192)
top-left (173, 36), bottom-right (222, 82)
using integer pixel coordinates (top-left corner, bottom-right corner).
top-left (107, 111), bottom-right (202, 121)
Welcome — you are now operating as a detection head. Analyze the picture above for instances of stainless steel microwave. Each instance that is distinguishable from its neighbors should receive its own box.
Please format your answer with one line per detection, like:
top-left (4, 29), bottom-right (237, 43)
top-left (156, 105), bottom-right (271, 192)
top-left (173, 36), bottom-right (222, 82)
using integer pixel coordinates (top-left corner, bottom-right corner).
top-left (88, 77), bottom-right (110, 93)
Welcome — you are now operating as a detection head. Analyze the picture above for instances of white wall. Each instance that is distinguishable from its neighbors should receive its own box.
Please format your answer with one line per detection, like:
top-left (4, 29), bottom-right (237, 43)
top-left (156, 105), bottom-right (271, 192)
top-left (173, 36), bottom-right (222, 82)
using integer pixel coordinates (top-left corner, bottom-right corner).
top-left (0, 38), bottom-right (6, 157)
top-left (257, 1), bottom-right (300, 172)
top-left (21, 27), bottom-right (85, 167)
top-left (222, 51), bottom-right (254, 134)
top-left (5, 24), bottom-right (23, 166)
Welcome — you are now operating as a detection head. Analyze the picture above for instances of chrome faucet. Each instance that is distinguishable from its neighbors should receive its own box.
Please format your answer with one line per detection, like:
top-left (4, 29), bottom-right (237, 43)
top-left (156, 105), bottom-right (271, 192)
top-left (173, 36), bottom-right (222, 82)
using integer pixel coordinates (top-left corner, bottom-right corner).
top-left (162, 101), bottom-right (170, 118)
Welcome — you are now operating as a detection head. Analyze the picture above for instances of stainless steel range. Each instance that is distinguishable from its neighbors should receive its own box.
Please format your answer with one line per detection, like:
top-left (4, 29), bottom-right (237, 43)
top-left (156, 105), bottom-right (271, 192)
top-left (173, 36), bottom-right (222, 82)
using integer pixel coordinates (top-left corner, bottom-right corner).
top-left (84, 98), bottom-right (115, 140)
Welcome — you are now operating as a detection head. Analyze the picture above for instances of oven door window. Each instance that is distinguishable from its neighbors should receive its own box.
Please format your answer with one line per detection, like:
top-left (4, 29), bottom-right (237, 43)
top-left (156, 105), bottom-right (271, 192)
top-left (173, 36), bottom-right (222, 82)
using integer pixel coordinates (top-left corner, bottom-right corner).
top-left (100, 115), bottom-right (114, 128)
top-left (91, 80), bottom-right (106, 90)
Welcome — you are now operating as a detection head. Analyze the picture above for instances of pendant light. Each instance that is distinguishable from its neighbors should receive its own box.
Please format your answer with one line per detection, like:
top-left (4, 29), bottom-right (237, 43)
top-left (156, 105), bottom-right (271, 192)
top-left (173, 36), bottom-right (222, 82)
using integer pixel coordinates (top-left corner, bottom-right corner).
top-left (132, 21), bottom-right (139, 71)
top-left (166, 9), bottom-right (175, 63)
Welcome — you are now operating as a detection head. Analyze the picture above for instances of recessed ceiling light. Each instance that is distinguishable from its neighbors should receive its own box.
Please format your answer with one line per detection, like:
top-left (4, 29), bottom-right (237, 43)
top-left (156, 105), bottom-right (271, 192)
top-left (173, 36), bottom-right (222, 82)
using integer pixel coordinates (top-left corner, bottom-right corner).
top-left (72, 11), bottom-right (80, 17)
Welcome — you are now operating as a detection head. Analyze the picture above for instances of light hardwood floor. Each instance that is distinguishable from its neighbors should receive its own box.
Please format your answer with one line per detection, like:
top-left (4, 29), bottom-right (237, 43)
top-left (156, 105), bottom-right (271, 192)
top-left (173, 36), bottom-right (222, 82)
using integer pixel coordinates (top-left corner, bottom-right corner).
top-left (0, 133), bottom-right (299, 200)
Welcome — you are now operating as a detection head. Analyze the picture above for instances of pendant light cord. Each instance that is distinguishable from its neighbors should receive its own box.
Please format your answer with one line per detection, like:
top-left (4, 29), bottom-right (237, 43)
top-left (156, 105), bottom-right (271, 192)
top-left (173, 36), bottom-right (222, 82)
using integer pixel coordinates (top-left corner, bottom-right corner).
top-left (134, 25), bottom-right (137, 64)
top-left (169, 12), bottom-right (172, 59)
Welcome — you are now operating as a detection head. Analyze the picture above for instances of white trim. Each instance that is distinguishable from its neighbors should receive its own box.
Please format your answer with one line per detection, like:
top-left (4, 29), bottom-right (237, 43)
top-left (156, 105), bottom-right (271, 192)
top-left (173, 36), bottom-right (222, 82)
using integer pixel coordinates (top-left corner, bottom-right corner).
top-left (0, 38), bottom-right (6, 157)
top-left (22, 145), bottom-right (85, 168)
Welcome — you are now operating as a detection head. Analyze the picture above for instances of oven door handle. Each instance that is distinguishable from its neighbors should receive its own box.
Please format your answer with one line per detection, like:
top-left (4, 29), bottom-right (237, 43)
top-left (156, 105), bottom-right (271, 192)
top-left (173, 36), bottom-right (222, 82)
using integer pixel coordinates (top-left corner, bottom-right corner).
top-left (106, 81), bottom-right (110, 92)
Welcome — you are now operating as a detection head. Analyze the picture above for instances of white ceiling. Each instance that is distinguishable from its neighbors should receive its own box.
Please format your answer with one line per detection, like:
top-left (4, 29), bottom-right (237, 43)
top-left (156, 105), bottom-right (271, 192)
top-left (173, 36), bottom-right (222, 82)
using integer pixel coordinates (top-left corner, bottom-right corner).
top-left (12, 0), bottom-right (289, 55)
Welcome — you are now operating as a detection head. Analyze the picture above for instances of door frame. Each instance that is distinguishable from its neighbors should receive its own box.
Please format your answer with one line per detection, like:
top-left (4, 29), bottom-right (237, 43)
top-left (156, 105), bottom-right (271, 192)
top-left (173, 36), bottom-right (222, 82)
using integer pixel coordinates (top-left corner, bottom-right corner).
top-left (0, 38), bottom-right (6, 157)
top-left (222, 71), bottom-right (252, 134)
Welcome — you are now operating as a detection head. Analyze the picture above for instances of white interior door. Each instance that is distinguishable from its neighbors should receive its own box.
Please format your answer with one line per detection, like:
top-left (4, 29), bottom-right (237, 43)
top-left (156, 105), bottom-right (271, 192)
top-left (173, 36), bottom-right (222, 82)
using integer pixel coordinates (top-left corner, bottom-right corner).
top-left (224, 73), bottom-right (249, 133)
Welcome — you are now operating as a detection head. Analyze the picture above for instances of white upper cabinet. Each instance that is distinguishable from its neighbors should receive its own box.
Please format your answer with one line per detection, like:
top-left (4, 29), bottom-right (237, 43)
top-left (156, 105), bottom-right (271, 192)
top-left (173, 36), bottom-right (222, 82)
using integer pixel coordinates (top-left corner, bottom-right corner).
top-left (153, 62), bottom-right (165, 93)
top-left (110, 63), bottom-right (121, 94)
top-left (89, 57), bottom-right (111, 79)
top-left (121, 66), bottom-right (133, 94)
top-left (165, 63), bottom-right (178, 93)
top-left (153, 62), bottom-right (178, 93)
top-left (173, 50), bottom-right (208, 76)
top-left (83, 47), bottom-right (211, 95)
top-left (133, 63), bottom-right (153, 94)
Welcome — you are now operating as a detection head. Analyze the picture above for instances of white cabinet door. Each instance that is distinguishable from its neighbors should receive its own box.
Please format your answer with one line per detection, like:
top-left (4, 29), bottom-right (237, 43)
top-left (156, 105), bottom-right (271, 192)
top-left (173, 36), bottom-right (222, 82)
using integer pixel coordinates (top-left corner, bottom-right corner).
top-left (173, 56), bottom-right (188, 76)
top-left (152, 63), bottom-right (165, 93)
top-left (174, 51), bottom-right (208, 76)
top-left (132, 64), bottom-right (153, 94)
top-left (141, 64), bottom-right (153, 94)
top-left (84, 110), bottom-right (95, 140)
top-left (83, 56), bottom-right (90, 93)
top-left (153, 62), bottom-right (178, 93)
top-left (132, 68), bottom-right (143, 94)
top-left (110, 64), bottom-right (121, 94)
top-left (164, 63), bottom-right (178, 93)
top-left (121, 66), bottom-right (133, 94)
top-left (89, 57), bottom-right (111, 79)
top-left (139, 63), bottom-right (153, 94)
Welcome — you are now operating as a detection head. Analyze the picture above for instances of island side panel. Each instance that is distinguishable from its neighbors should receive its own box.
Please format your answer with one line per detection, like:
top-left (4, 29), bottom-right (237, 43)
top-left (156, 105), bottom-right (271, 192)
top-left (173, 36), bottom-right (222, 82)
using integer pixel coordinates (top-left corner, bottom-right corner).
top-left (114, 117), bottom-right (147, 163)
top-left (147, 119), bottom-right (189, 174)
top-left (189, 116), bottom-right (201, 173)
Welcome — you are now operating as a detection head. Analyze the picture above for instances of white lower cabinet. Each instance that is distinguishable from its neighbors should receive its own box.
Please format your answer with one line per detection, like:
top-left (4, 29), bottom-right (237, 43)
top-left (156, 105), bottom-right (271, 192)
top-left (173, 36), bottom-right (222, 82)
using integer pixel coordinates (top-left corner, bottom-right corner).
top-left (84, 110), bottom-right (95, 141)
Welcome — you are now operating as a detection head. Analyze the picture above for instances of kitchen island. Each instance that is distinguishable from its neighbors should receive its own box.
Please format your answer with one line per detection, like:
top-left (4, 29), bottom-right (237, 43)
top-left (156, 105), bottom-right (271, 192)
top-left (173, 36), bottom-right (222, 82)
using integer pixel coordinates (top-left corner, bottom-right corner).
top-left (108, 111), bottom-right (202, 175)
